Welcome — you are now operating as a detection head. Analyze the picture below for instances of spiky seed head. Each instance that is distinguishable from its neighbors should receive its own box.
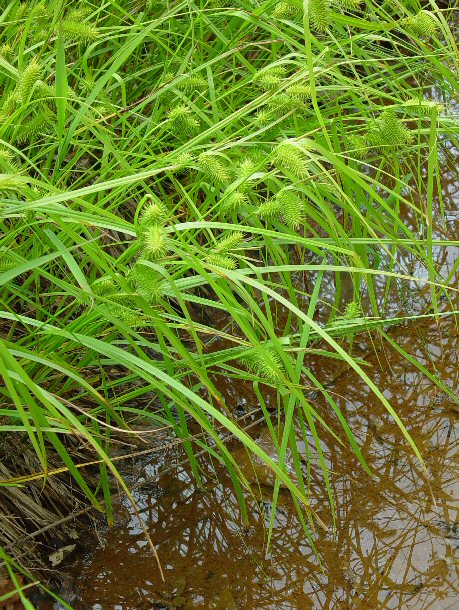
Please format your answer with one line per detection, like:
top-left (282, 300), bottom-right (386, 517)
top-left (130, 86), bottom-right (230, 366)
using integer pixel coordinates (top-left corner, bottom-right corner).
top-left (131, 263), bottom-right (164, 303)
top-left (254, 109), bottom-right (274, 126)
top-left (286, 84), bottom-right (312, 100)
top-left (177, 74), bottom-right (207, 92)
top-left (214, 231), bottom-right (245, 253)
top-left (66, 7), bottom-right (92, 20)
top-left (220, 191), bottom-right (248, 214)
top-left (369, 111), bottom-right (414, 149)
top-left (198, 153), bottom-right (230, 183)
top-left (273, 2), bottom-right (303, 19)
top-left (92, 278), bottom-right (118, 296)
top-left (15, 3), bottom-right (29, 19)
top-left (0, 175), bottom-right (26, 191)
top-left (266, 93), bottom-right (297, 115)
top-left (277, 190), bottom-right (304, 229)
top-left (257, 198), bottom-right (284, 221)
top-left (272, 143), bottom-right (308, 179)
top-left (167, 104), bottom-right (200, 136)
top-left (236, 156), bottom-right (265, 193)
top-left (16, 60), bottom-right (41, 103)
top-left (109, 305), bottom-right (145, 327)
top-left (30, 2), bottom-right (48, 21)
top-left (140, 201), bottom-right (167, 229)
top-left (343, 300), bottom-right (360, 319)
top-left (314, 179), bottom-right (336, 198)
top-left (253, 67), bottom-right (286, 91)
top-left (0, 44), bottom-right (13, 60)
top-left (14, 113), bottom-right (49, 144)
top-left (348, 134), bottom-right (369, 159)
top-left (237, 158), bottom-right (258, 178)
top-left (0, 258), bottom-right (15, 271)
top-left (162, 71), bottom-right (174, 84)
top-left (207, 253), bottom-right (238, 270)
top-left (335, 0), bottom-right (361, 9)
top-left (0, 149), bottom-right (13, 162)
top-left (309, 0), bottom-right (330, 32)
top-left (404, 97), bottom-right (443, 116)
top-left (62, 18), bottom-right (98, 43)
top-left (142, 224), bottom-right (169, 259)
top-left (238, 346), bottom-right (283, 382)
top-left (403, 10), bottom-right (438, 39)
top-left (259, 76), bottom-right (280, 92)
top-left (176, 152), bottom-right (194, 165)
top-left (173, 152), bottom-right (194, 174)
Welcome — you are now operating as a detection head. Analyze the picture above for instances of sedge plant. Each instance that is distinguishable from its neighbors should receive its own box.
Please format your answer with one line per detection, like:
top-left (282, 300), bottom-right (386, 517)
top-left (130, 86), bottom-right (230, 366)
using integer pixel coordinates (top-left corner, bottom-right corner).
top-left (0, 0), bottom-right (459, 599)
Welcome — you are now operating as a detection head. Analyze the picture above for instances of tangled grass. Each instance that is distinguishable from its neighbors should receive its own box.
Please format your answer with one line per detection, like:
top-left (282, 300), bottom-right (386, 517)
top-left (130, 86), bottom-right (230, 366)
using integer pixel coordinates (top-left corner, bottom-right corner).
top-left (0, 0), bottom-right (459, 602)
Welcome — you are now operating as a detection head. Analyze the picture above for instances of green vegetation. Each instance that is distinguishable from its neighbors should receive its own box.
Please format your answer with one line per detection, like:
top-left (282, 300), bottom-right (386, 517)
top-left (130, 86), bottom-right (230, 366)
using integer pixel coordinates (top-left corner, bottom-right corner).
top-left (0, 0), bottom-right (458, 603)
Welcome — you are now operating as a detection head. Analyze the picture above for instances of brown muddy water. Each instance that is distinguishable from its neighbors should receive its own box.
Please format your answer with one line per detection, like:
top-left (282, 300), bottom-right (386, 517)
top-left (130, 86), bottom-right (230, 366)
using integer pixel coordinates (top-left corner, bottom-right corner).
top-left (47, 129), bottom-right (459, 609)
top-left (59, 296), bottom-right (459, 607)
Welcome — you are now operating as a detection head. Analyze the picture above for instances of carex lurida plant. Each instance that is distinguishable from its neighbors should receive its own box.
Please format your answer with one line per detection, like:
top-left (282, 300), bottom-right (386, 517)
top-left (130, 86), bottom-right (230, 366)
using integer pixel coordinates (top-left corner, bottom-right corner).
top-left (0, 0), bottom-right (458, 601)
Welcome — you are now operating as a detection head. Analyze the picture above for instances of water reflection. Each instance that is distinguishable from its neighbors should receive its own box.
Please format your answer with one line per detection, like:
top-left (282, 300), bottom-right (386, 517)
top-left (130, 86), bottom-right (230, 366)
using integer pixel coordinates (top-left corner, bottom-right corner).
top-left (73, 314), bottom-right (459, 610)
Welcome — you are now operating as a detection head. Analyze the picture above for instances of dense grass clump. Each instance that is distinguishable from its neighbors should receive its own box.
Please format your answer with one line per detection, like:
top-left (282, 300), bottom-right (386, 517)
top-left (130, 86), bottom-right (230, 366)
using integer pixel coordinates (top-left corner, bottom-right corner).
top-left (0, 0), bottom-right (458, 601)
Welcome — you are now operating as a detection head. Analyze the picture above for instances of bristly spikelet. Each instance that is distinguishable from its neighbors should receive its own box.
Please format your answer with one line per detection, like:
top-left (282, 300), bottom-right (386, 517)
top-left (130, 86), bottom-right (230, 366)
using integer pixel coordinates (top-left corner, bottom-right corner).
top-left (207, 253), bottom-right (238, 269)
top-left (214, 231), bottom-right (245, 253)
top-left (130, 263), bottom-right (164, 304)
top-left (198, 153), bottom-right (230, 183)
top-left (0, 174), bottom-right (26, 192)
top-left (253, 66), bottom-right (287, 90)
top-left (0, 44), bottom-right (13, 60)
top-left (166, 105), bottom-right (200, 136)
top-left (273, 2), bottom-right (303, 19)
top-left (0, 149), bottom-right (18, 172)
top-left (91, 278), bottom-right (118, 296)
top-left (0, 149), bottom-right (13, 162)
top-left (237, 158), bottom-right (258, 178)
top-left (141, 224), bottom-right (170, 259)
top-left (235, 157), bottom-right (258, 193)
top-left (277, 190), bottom-right (304, 229)
top-left (30, 2), bottom-right (48, 22)
top-left (14, 113), bottom-right (49, 144)
top-left (335, 0), bottom-right (361, 9)
top-left (62, 13), bottom-right (98, 43)
top-left (207, 0), bottom-right (236, 6)
top-left (309, 0), bottom-right (330, 32)
top-left (66, 7), bottom-right (92, 20)
top-left (173, 152), bottom-right (195, 174)
top-left (109, 304), bottom-right (145, 327)
top-left (403, 97), bottom-right (443, 116)
top-left (254, 109), bottom-right (274, 126)
top-left (368, 111), bottom-right (414, 150)
top-left (257, 198), bottom-right (283, 221)
top-left (177, 74), bottom-right (208, 92)
top-left (16, 60), bottom-right (42, 104)
top-left (314, 179), bottom-right (336, 199)
top-left (220, 191), bottom-right (248, 214)
top-left (15, 2), bottom-right (30, 20)
top-left (285, 84), bottom-right (312, 101)
top-left (272, 142), bottom-right (308, 179)
top-left (348, 134), bottom-right (369, 159)
top-left (139, 201), bottom-right (168, 231)
top-left (402, 10), bottom-right (438, 39)
top-left (238, 346), bottom-right (284, 382)
top-left (267, 93), bottom-right (297, 114)
top-left (343, 300), bottom-right (360, 319)
top-left (0, 258), bottom-right (15, 271)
